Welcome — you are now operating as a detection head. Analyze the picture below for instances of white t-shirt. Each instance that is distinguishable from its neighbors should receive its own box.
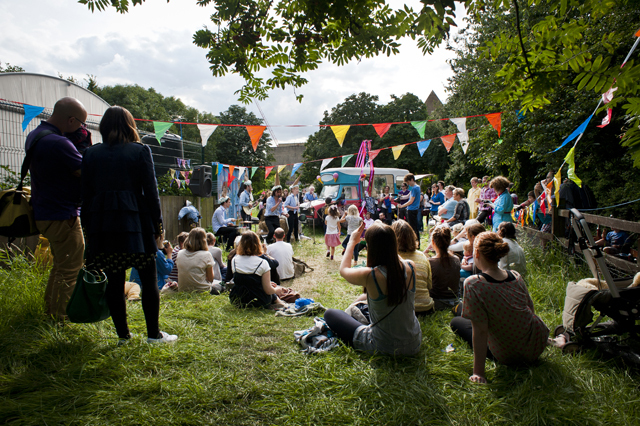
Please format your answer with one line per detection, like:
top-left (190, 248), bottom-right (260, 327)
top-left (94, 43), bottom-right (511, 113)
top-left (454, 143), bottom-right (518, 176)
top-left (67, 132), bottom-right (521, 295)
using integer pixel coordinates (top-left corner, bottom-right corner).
top-left (325, 215), bottom-right (340, 235)
top-left (176, 249), bottom-right (216, 293)
top-left (498, 238), bottom-right (527, 276)
top-left (232, 255), bottom-right (271, 276)
top-left (267, 241), bottom-right (295, 280)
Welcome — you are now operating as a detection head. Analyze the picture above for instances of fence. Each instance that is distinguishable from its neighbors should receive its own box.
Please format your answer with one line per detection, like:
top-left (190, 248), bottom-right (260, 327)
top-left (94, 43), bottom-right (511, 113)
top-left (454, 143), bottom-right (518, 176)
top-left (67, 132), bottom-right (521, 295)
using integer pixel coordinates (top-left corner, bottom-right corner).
top-left (159, 195), bottom-right (218, 242)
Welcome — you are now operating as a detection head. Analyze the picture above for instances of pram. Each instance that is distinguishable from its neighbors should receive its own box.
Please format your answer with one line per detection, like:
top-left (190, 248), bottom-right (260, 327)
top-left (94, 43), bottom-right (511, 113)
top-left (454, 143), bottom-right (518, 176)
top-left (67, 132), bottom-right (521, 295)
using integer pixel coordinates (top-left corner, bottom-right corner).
top-left (555, 209), bottom-right (640, 365)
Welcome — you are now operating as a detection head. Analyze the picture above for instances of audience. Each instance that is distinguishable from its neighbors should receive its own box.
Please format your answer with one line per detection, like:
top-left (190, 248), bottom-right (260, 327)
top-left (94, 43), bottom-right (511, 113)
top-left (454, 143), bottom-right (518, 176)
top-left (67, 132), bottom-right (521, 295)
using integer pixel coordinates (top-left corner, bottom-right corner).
top-left (168, 232), bottom-right (189, 283)
top-left (206, 232), bottom-right (226, 281)
top-left (426, 226), bottom-right (461, 310)
top-left (437, 186), bottom-right (458, 220)
top-left (497, 222), bottom-right (527, 276)
top-left (176, 227), bottom-right (222, 295)
top-left (443, 188), bottom-right (470, 227)
top-left (266, 228), bottom-right (295, 281)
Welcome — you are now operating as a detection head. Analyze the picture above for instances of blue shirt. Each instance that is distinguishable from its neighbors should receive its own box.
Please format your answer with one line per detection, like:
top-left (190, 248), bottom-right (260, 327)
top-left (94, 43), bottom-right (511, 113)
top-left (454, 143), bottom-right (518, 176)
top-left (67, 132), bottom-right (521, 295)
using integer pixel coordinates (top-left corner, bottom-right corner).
top-left (211, 205), bottom-right (235, 232)
top-left (408, 185), bottom-right (421, 211)
top-left (265, 196), bottom-right (282, 217)
top-left (239, 190), bottom-right (253, 208)
top-left (430, 192), bottom-right (444, 213)
top-left (284, 193), bottom-right (299, 213)
top-left (304, 192), bottom-right (318, 201)
top-left (606, 231), bottom-right (629, 247)
top-left (440, 198), bottom-right (458, 219)
top-left (492, 192), bottom-right (514, 231)
top-left (156, 249), bottom-right (174, 289)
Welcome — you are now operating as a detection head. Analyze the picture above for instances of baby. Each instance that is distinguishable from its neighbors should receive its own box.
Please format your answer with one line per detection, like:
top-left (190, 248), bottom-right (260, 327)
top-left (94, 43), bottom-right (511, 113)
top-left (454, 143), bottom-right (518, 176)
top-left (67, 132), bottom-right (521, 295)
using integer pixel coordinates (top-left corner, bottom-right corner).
top-left (460, 241), bottom-right (474, 278)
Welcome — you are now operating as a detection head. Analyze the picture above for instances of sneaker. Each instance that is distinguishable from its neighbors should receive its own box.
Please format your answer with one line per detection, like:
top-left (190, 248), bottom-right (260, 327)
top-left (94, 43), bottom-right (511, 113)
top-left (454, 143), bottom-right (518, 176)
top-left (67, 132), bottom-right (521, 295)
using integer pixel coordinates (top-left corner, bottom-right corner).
top-left (326, 251), bottom-right (330, 257)
top-left (330, 255), bottom-right (334, 260)
top-left (147, 331), bottom-right (178, 344)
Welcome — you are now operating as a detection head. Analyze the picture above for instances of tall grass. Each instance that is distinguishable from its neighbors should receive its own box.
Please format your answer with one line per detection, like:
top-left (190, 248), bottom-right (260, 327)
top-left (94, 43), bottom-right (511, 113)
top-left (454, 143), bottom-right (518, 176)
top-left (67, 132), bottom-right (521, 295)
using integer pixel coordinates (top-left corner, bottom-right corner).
top-left (1, 231), bottom-right (640, 425)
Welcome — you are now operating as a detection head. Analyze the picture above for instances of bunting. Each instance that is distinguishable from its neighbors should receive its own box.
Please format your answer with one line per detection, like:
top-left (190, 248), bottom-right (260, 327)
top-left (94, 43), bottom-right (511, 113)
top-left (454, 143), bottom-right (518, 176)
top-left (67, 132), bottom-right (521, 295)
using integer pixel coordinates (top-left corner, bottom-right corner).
top-left (228, 165), bottom-right (236, 183)
top-left (373, 123), bottom-right (392, 138)
top-left (369, 149), bottom-right (381, 162)
top-left (485, 113), bottom-right (502, 137)
top-left (153, 121), bottom-right (173, 144)
top-left (251, 166), bottom-right (258, 178)
top-left (564, 147), bottom-right (582, 187)
top-left (320, 158), bottom-right (333, 171)
top-left (291, 162), bottom-right (302, 176)
top-left (277, 164), bottom-right (287, 174)
top-left (22, 105), bottom-right (45, 131)
top-left (450, 117), bottom-right (468, 144)
top-left (391, 145), bottom-right (405, 160)
top-left (265, 166), bottom-right (274, 178)
top-left (549, 114), bottom-right (593, 153)
top-left (246, 126), bottom-right (266, 151)
top-left (331, 125), bottom-right (350, 147)
top-left (216, 163), bottom-right (223, 175)
top-left (341, 154), bottom-right (354, 167)
top-left (411, 121), bottom-right (427, 139)
top-left (197, 124), bottom-right (217, 147)
top-left (441, 134), bottom-right (456, 152)
top-left (554, 169), bottom-right (562, 207)
top-left (238, 167), bottom-right (246, 182)
top-left (417, 139), bottom-right (431, 157)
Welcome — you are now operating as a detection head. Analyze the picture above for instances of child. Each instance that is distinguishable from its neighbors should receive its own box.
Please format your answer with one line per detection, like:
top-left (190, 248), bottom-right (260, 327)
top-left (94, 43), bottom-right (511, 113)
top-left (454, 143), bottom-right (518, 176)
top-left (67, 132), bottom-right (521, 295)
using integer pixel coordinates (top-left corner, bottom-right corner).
top-left (460, 241), bottom-right (474, 279)
top-left (341, 205), bottom-right (364, 262)
top-left (324, 205), bottom-right (341, 260)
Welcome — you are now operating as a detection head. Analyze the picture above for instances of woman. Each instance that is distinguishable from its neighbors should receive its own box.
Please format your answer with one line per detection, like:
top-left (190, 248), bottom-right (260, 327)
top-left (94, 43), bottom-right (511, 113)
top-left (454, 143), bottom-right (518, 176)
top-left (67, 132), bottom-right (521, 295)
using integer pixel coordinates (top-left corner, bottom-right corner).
top-left (429, 184), bottom-right (444, 222)
top-left (392, 220), bottom-right (434, 314)
top-left (497, 222), bottom-right (527, 276)
top-left (324, 222), bottom-right (421, 356)
top-left (467, 177), bottom-right (482, 219)
top-left (426, 226), bottom-right (461, 310)
top-left (378, 185), bottom-right (393, 224)
top-left (443, 187), bottom-right (470, 227)
top-left (212, 196), bottom-right (239, 250)
top-left (81, 106), bottom-right (177, 344)
top-left (486, 176), bottom-right (514, 232)
top-left (396, 182), bottom-right (410, 221)
top-left (265, 185), bottom-right (288, 243)
top-left (176, 227), bottom-right (222, 294)
top-left (450, 232), bottom-right (548, 384)
top-left (229, 231), bottom-right (285, 309)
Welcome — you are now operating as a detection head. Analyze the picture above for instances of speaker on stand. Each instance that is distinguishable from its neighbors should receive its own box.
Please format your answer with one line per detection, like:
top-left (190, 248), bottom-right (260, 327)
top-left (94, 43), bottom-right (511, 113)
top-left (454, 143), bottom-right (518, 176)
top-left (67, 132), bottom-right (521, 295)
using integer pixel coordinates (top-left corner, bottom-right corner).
top-left (190, 165), bottom-right (212, 197)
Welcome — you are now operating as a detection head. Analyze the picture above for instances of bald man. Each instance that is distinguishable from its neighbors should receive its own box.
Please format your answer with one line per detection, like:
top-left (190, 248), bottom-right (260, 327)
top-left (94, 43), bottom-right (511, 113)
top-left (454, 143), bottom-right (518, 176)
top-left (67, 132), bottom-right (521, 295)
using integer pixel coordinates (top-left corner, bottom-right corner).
top-left (25, 97), bottom-right (88, 320)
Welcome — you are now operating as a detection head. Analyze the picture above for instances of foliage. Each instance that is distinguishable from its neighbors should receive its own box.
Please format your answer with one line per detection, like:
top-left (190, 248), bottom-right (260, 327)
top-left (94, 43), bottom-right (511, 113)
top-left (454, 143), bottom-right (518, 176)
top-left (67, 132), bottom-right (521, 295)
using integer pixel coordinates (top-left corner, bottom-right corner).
top-left (0, 166), bottom-right (28, 191)
top-left (157, 171), bottom-right (193, 196)
top-left (0, 61), bottom-right (25, 73)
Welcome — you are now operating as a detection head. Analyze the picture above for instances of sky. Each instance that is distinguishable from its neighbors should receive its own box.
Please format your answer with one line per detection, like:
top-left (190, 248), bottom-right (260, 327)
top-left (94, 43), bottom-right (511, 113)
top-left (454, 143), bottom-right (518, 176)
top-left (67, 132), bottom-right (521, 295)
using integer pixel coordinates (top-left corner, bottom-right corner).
top-left (0, 0), bottom-right (466, 145)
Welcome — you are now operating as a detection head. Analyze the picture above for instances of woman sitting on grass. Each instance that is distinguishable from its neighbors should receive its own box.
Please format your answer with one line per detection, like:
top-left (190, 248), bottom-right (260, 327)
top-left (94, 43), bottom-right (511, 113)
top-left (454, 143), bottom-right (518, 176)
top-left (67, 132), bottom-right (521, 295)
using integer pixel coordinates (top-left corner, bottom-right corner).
top-left (427, 226), bottom-right (461, 310)
top-left (176, 227), bottom-right (222, 295)
top-left (229, 231), bottom-right (286, 309)
top-left (450, 232), bottom-right (549, 384)
top-left (324, 221), bottom-right (421, 356)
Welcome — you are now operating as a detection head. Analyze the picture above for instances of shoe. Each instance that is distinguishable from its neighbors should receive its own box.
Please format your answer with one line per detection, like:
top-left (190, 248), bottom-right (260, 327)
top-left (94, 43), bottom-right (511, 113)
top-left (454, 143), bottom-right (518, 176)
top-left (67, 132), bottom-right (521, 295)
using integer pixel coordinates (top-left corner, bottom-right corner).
top-left (341, 249), bottom-right (345, 255)
top-left (147, 331), bottom-right (178, 344)
top-left (326, 251), bottom-right (330, 257)
top-left (330, 255), bottom-right (334, 260)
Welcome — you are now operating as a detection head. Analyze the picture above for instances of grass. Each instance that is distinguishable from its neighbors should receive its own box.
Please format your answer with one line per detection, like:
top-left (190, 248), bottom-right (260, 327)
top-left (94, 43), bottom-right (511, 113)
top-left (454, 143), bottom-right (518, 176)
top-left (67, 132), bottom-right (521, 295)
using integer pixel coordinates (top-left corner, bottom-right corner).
top-left (1, 228), bottom-right (640, 425)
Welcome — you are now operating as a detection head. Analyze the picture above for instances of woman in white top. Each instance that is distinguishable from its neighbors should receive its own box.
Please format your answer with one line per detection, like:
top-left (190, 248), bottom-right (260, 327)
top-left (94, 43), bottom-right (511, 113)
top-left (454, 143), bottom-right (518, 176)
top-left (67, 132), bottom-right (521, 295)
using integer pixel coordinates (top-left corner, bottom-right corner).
top-left (176, 227), bottom-right (223, 295)
top-left (497, 222), bottom-right (527, 276)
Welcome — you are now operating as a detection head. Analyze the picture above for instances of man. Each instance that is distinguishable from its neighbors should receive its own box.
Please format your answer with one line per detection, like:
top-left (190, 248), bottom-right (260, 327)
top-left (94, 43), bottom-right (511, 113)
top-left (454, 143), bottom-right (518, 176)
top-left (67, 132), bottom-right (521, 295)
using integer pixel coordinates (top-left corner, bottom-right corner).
top-left (400, 173), bottom-right (422, 248)
top-left (265, 185), bottom-right (288, 243)
top-left (212, 196), bottom-right (239, 250)
top-left (467, 177), bottom-right (482, 219)
top-left (443, 188), bottom-right (470, 227)
top-left (238, 180), bottom-right (255, 222)
top-left (437, 186), bottom-right (458, 220)
top-left (284, 184), bottom-right (300, 243)
top-left (266, 228), bottom-right (295, 280)
top-left (26, 97), bottom-right (87, 320)
top-left (304, 186), bottom-right (318, 202)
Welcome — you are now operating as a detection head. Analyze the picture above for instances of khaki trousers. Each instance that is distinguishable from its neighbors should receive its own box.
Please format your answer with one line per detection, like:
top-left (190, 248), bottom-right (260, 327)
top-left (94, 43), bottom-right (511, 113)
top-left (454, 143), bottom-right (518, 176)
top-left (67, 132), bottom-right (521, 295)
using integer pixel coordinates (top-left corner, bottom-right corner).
top-left (36, 217), bottom-right (85, 318)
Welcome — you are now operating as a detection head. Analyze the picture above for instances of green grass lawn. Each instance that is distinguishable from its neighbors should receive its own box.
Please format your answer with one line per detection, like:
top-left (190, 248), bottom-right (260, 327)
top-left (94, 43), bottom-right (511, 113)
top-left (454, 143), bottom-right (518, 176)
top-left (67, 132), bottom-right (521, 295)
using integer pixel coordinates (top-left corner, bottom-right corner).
top-left (1, 230), bottom-right (640, 425)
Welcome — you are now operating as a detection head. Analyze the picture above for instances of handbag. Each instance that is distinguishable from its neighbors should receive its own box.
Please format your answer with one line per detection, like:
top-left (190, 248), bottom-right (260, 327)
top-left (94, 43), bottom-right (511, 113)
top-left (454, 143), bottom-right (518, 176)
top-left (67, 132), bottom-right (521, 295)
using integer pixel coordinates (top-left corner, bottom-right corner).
top-left (66, 267), bottom-right (111, 323)
top-left (0, 130), bottom-right (53, 243)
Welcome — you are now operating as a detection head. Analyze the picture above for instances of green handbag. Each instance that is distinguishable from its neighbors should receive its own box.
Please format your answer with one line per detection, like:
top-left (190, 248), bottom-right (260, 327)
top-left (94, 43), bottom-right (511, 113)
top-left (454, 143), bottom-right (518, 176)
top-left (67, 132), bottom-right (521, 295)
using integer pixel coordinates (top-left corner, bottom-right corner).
top-left (66, 267), bottom-right (111, 323)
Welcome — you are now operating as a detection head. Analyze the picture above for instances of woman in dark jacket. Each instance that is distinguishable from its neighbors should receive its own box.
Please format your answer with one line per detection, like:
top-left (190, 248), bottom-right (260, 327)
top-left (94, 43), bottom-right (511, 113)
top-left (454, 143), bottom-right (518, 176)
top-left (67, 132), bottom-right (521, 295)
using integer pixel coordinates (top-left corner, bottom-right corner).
top-left (81, 106), bottom-right (177, 344)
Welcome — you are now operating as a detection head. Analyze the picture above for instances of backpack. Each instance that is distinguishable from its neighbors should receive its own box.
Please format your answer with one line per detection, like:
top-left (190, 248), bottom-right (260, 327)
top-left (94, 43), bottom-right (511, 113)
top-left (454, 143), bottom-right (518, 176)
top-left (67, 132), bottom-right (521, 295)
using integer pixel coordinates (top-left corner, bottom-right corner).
top-left (0, 130), bottom-right (53, 243)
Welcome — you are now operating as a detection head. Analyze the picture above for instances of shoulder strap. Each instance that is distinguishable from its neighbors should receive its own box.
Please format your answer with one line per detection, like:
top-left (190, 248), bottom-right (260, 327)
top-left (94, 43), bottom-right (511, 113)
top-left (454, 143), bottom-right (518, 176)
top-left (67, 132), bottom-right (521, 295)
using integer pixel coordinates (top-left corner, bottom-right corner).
top-left (253, 258), bottom-right (264, 274)
top-left (408, 262), bottom-right (416, 291)
top-left (19, 129), bottom-right (54, 191)
top-left (370, 267), bottom-right (384, 297)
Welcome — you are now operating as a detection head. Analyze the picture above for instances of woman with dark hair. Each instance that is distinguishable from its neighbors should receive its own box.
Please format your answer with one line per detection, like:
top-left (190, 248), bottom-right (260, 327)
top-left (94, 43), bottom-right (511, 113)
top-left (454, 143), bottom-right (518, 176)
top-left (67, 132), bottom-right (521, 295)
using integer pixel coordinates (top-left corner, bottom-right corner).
top-left (82, 106), bottom-right (177, 344)
top-left (429, 183), bottom-right (444, 222)
top-left (324, 222), bottom-right (421, 356)
top-left (486, 176), bottom-right (514, 232)
top-left (497, 222), bottom-right (527, 276)
top-left (176, 227), bottom-right (222, 294)
top-left (392, 220), bottom-right (434, 314)
top-left (450, 232), bottom-right (548, 384)
top-left (229, 231), bottom-right (285, 309)
top-left (378, 185), bottom-right (393, 224)
top-left (426, 226), bottom-right (461, 310)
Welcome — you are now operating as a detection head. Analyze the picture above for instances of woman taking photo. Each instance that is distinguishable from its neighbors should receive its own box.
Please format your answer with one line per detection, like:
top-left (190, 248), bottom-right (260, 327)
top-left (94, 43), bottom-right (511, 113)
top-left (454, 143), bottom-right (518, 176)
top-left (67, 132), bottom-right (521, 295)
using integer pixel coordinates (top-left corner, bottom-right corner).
top-left (450, 232), bottom-right (548, 384)
top-left (176, 227), bottom-right (222, 295)
top-left (82, 106), bottom-right (177, 344)
top-left (324, 222), bottom-right (421, 356)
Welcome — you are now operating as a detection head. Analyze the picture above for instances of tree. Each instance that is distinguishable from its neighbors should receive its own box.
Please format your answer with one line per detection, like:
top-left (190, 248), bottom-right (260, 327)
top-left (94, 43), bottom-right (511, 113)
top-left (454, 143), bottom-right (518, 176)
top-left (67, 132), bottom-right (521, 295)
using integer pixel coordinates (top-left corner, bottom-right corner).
top-left (0, 61), bottom-right (24, 73)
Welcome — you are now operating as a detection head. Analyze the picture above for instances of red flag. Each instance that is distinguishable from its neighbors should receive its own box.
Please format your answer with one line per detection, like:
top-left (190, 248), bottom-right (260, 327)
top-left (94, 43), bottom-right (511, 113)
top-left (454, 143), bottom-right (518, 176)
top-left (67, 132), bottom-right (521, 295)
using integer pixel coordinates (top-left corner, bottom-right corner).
top-left (441, 134), bottom-right (456, 152)
top-left (265, 166), bottom-right (274, 178)
top-left (373, 123), bottom-right (392, 138)
top-left (246, 126), bottom-right (266, 151)
top-left (369, 149), bottom-right (381, 162)
top-left (486, 113), bottom-right (502, 137)
top-left (228, 165), bottom-right (236, 183)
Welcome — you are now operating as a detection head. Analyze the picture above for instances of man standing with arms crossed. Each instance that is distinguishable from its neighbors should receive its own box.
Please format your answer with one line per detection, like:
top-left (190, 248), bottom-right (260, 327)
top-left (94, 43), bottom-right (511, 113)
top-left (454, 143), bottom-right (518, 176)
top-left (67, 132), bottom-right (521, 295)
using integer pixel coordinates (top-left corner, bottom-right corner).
top-left (26, 97), bottom-right (88, 320)
top-left (400, 174), bottom-right (422, 249)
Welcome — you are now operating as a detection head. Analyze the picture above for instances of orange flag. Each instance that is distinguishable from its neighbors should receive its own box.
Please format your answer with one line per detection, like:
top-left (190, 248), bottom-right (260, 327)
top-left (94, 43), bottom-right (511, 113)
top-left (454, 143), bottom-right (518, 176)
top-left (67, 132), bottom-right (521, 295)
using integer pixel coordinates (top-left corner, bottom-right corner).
top-left (441, 134), bottom-right (456, 152)
top-left (636, 28), bottom-right (640, 37)
top-left (485, 113), bottom-right (502, 137)
top-left (373, 123), bottom-right (392, 138)
top-left (228, 165), bottom-right (236, 183)
top-left (265, 166), bottom-right (274, 178)
top-left (246, 126), bottom-right (266, 151)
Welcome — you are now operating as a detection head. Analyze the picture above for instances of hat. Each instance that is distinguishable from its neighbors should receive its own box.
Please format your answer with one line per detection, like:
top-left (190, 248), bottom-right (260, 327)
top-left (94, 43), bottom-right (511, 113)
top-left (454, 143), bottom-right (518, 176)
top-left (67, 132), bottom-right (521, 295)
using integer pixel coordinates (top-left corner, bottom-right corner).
top-left (271, 185), bottom-right (282, 192)
top-left (290, 184), bottom-right (299, 190)
top-left (244, 180), bottom-right (252, 186)
top-left (219, 196), bottom-right (230, 204)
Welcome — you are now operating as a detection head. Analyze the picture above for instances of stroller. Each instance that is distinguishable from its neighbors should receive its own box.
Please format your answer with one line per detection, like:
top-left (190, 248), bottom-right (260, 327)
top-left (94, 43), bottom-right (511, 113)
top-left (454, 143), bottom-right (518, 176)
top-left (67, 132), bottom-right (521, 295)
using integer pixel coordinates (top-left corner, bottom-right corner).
top-left (555, 209), bottom-right (640, 365)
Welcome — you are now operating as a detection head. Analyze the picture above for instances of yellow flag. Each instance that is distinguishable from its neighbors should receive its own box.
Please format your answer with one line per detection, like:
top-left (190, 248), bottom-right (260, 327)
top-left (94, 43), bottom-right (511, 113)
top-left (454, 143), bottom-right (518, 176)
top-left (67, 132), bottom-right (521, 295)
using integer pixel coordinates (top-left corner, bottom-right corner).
top-left (554, 169), bottom-right (562, 206)
top-left (331, 125), bottom-right (350, 147)
top-left (564, 147), bottom-right (582, 188)
top-left (391, 145), bottom-right (405, 160)
top-left (277, 164), bottom-right (287, 174)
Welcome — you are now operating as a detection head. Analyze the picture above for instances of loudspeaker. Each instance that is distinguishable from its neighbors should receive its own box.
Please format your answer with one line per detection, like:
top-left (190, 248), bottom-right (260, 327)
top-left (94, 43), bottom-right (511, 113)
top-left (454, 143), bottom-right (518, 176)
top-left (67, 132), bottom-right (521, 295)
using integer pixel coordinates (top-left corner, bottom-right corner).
top-left (190, 165), bottom-right (212, 197)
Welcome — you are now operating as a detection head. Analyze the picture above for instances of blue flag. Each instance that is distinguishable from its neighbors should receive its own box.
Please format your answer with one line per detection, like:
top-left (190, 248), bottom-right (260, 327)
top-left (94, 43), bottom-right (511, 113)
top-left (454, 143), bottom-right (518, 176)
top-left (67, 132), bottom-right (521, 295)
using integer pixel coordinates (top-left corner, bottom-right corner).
top-left (291, 162), bottom-right (302, 176)
top-left (417, 139), bottom-right (431, 157)
top-left (549, 115), bottom-right (593, 153)
top-left (22, 105), bottom-right (45, 131)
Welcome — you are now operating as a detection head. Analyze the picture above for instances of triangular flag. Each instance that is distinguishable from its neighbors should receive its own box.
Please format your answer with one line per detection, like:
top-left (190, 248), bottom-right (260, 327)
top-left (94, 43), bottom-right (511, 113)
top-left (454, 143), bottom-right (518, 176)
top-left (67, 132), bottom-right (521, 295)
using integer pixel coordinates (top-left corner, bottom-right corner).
top-left (417, 139), bottom-right (431, 157)
top-left (216, 163), bottom-right (223, 175)
top-left (291, 162), bottom-right (302, 176)
top-left (450, 117), bottom-right (468, 144)
top-left (636, 28), bottom-right (640, 37)
top-left (411, 121), bottom-right (427, 139)
top-left (369, 149), bottom-right (381, 162)
top-left (197, 124), bottom-right (218, 147)
top-left (277, 165), bottom-right (287, 174)
top-left (597, 109), bottom-right (612, 128)
top-left (153, 121), bottom-right (173, 144)
top-left (330, 125), bottom-right (350, 147)
top-left (175, 170), bottom-right (180, 179)
top-left (564, 147), bottom-right (582, 187)
top-left (251, 166), bottom-right (258, 178)
top-left (176, 180), bottom-right (181, 188)
top-left (228, 165), bottom-right (236, 183)
top-left (485, 113), bottom-right (502, 137)
top-left (540, 195), bottom-right (547, 215)
top-left (549, 115), bottom-right (593, 153)
top-left (391, 145), bottom-right (405, 160)
top-left (181, 171), bottom-right (187, 179)
top-left (246, 126), bottom-right (266, 151)
top-left (238, 167), bottom-right (246, 182)
top-left (602, 87), bottom-right (618, 104)
top-left (460, 140), bottom-right (470, 154)
top-left (185, 179), bottom-right (190, 186)
top-left (265, 166), bottom-right (274, 178)
top-left (320, 158), bottom-right (333, 171)
top-left (441, 134), bottom-right (456, 152)
top-left (373, 123), bottom-right (392, 138)
top-left (341, 154), bottom-right (354, 167)
top-left (22, 105), bottom-right (45, 131)
top-left (554, 169), bottom-right (562, 207)
top-left (169, 168), bottom-right (175, 177)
